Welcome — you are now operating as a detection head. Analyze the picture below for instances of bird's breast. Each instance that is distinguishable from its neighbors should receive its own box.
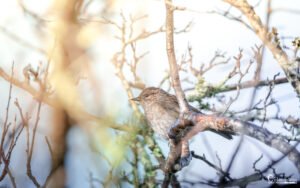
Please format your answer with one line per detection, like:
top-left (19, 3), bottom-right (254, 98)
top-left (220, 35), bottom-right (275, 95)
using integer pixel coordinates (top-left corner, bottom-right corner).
top-left (144, 104), bottom-right (177, 139)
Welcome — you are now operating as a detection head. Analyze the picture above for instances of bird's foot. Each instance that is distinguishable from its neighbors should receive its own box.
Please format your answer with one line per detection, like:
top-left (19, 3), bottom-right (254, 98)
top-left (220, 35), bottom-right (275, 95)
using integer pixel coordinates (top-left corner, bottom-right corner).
top-left (168, 119), bottom-right (183, 140)
top-left (168, 121), bottom-right (191, 142)
top-left (180, 151), bottom-right (192, 168)
top-left (168, 112), bottom-right (195, 140)
top-left (174, 151), bottom-right (192, 171)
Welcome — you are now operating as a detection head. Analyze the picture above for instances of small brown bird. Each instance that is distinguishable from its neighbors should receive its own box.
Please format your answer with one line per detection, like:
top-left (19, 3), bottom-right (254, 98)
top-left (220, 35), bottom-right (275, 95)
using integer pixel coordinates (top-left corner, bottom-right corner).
top-left (132, 87), bottom-right (233, 168)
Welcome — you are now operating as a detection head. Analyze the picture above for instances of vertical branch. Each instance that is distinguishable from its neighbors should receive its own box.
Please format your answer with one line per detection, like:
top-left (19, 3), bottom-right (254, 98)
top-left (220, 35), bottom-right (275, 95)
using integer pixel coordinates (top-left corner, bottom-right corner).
top-left (26, 101), bottom-right (42, 187)
top-left (165, 0), bottom-right (189, 113)
top-left (7, 168), bottom-right (17, 188)
top-left (5, 116), bottom-right (20, 188)
top-left (248, 0), bottom-right (273, 109)
top-left (43, 136), bottom-right (56, 187)
top-left (220, 136), bottom-right (244, 183)
top-left (163, 1), bottom-right (194, 186)
top-left (1, 62), bottom-right (15, 152)
top-left (0, 62), bottom-right (15, 181)
top-left (131, 143), bottom-right (139, 187)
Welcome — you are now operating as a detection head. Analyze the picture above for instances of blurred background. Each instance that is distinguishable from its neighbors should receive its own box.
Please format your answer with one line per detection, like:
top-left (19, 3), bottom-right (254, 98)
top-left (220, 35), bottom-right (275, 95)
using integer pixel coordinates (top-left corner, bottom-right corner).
top-left (0, 0), bottom-right (299, 187)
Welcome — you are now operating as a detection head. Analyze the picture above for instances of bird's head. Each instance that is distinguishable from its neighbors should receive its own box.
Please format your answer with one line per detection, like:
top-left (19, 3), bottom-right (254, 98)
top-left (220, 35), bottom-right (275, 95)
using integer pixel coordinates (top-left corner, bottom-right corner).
top-left (131, 87), bottom-right (169, 106)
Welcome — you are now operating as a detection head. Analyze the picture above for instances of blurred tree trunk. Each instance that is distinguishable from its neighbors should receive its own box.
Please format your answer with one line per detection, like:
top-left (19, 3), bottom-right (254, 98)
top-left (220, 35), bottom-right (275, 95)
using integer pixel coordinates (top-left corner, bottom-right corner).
top-left (45, 1), bottom-right (86, 187)
top-left (46, 109), bottom-right (70, 188)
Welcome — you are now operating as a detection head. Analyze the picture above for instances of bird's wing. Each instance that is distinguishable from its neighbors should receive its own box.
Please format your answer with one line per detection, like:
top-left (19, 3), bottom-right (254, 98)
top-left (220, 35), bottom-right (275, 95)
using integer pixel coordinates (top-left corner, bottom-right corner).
top-left (167, 93), bottom-right (201, 113)
top-left (167, 93), bottom-right (234, 140)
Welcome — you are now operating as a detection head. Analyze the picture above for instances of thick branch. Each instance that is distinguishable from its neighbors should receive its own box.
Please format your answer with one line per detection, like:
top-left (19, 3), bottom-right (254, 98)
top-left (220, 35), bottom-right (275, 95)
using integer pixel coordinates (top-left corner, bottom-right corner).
top-left (163, 1), bottom-right (192, 185)
top-left (190, 114), bottom-right (300, 172)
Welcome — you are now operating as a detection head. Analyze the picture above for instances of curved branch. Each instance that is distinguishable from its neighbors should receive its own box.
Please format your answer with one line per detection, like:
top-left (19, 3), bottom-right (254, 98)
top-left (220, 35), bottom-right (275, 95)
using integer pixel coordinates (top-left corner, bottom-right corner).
top-left (165, 0), bottom-right (190, 113)
top-left (189, 114), bottom-right (300, 172)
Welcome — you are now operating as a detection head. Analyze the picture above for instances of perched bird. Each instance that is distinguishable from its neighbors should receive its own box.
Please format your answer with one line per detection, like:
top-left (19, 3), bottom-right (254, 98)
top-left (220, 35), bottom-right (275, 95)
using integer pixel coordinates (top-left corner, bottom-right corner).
top-left (132, 87), bottom-right (233, 168)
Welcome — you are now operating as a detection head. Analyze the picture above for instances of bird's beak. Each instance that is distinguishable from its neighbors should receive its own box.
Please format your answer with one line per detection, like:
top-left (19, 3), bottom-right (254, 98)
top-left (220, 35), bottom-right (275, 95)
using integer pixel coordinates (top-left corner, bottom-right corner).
top-left (130, 96), bottom-right (141, 102)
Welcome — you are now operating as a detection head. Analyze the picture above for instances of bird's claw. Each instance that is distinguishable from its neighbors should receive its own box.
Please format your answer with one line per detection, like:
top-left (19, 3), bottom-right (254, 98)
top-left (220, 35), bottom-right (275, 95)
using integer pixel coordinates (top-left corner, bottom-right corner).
top-left (168, 119), bottom-right (186, 140)
top-left (174, 151), bottom-right (192, 171)
top-left (180, 151), bottom-right (192, 168)
top-left (167, 127), bottom-right (178, 140)
top-left (168, 113), bottom-right (195, 140)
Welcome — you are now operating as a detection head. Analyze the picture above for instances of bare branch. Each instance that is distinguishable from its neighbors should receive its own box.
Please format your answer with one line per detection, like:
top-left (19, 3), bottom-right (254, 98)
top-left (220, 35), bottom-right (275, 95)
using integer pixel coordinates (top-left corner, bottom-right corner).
top-left (26, 101), bottom-right (42, 187)
top-left (224, 0), bottom-right (300, 96)
top-left (165, 0), bottom-right (189, 113)
top-left (188, 114), bottom-right (300, 172)
top-left (191, 152), bottom-right (232, 180)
